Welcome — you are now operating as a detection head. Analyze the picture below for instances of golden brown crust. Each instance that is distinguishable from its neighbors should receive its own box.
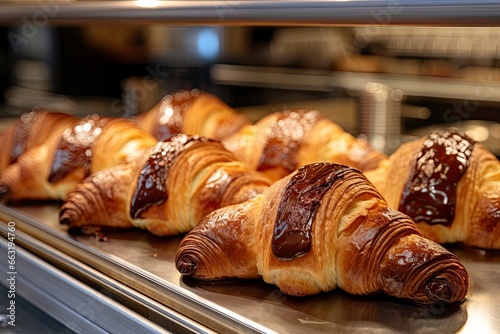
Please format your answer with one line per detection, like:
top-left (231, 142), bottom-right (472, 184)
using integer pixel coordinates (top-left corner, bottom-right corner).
top-left (59, 134), bottom-right (273, 236)
top-left (60, 159), bottom-right (144, 229)
top-left (364, 135), bottom-right (500, 249)
top-left (135, 89), bottom-right (249, 141)
top-left (0, 110), bottom-right (77, 171)
top-left (222, 109), bottom-right (387, 182)
top-left (91, 117), bottom-right (157, 169)
top-left (299, 117), bottom-right (387, 172)
top-left (176, 163), bottom-right (469, 304)
top-left (0, 144), bottom-right (87, 201)
top-left (185, 92), bottom-right (250, 140)
top-left (0, 115), bottom-right (157, 202)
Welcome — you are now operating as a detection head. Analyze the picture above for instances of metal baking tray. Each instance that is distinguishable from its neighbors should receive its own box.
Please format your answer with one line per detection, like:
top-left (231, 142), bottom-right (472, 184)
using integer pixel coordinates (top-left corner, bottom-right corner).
top-left (1, 203), bottom-right (499, 333)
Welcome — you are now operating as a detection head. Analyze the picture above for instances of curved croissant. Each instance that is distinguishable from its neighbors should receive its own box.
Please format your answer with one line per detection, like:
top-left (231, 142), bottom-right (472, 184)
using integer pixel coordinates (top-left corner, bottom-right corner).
top-left (135, 89), bottom-right (250, 141)
top-left (0, 109), bottom-right (77, 171)
top-left (364, 129), bottom-right (500, 250)
top-left (0, 115), bottom-right (157, 202)
top-left (59, 134), bottom-right (272, 236)
top-left (222, 109), bottom-right (387, 182)
top-left (176, 162), bottom-right (469, 304)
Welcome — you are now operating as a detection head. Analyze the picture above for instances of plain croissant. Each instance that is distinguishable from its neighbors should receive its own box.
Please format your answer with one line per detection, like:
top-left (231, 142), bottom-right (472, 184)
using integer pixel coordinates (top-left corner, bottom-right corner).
top-left (0, 114), bottom-right (157, 202)
top-left (59, 133), bottom-right (272, 236)
top-left (222, 109), bottom-right (387, 182)
top-left (364, 129), bottom-right (500, 250)
top-left (135, 88), bottom-right (250, 141)
top-left (175, 162), bottom-right (469, 305)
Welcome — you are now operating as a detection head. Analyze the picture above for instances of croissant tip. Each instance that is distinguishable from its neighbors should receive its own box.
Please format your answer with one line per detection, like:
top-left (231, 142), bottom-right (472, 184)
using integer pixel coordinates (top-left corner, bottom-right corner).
top-left (60, 216), bottom-right (71, 225)
top-left (425, 277), bottom-right (463, 304)
top-left (59, 210), bottom-right (72, 226)
top-left (177, 256), bottom-right (197, 276)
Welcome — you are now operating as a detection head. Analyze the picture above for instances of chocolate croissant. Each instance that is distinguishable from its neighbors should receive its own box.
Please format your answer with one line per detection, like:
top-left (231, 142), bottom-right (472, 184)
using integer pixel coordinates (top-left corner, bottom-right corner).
top-left (0, 109), bottom-right (77, 171)
top-left (364, 129), bottom-right (500, 250)
top-left (175, 162), bottom-right (469, 304)
top-left (135, 89), bottom-right (250, 141)
top-left (222, 109), bottom-right (387, 182)
top-left (0, 115), bottom-right (157, 202)
top-left (59, 134), bottom-right (272, 236)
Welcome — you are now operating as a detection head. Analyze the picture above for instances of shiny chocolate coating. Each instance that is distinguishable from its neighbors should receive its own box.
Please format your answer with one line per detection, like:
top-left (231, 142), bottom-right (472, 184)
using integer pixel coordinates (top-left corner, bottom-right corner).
top-left (49, 115), bottom-right (109, 183)
top-left (273, 162), bottom-right (352, 260)
top-left (11, 110), bottom-right (39, 164)
top-left (153, 89), bottom-right (201, 141)
top-left (130, 134), bottom-right (211, 218)
top-left (399, 130), bottom-right (474, 225)
top-left (257, 110), bottom-right (320, 173)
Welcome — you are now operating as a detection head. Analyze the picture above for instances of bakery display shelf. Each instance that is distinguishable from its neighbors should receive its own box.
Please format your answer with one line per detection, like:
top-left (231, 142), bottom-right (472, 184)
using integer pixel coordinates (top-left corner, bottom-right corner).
top-left (2, 1), bottom-right (500, 25)
top-left (1, 203), bottom-right (500, 333)
top-left (211, 64), bottom-right (500, 102)
top-left (0, 229), bottom-right (172, 334)
top-left (0, 223), bottom-right (219, 334)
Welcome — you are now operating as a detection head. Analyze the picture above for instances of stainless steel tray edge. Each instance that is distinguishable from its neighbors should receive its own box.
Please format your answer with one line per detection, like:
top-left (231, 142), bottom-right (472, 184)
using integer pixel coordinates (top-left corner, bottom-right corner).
top-left (2, 203), bottom-right (500, 334)
top-left (0, 204), bottom-right (276, 334)
top-left (0, 233), bottom-right (171, 334)
top-left (0, 223), bottom-right (220, 334)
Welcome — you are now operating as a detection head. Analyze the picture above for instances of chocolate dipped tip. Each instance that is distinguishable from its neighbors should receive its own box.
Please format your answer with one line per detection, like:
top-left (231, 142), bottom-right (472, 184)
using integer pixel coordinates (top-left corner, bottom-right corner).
top-left (176, 256), bottom-right (198, 276)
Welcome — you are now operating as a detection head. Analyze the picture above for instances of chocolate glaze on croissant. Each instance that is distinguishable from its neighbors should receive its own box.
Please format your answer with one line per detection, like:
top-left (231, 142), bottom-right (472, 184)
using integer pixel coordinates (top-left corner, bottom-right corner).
top-left (0, 109), bottom-right (77, 171)
top-left (60, 134), bottom-right (272, 236)
top-left (0, 115), bottom-right (157, 202)
top-left (364, 129), bottom-right (500, 250)
top-left (222, 109), bottom-right (387, 182)
top-left (176, 163), bottom-right (469, 304)
top-left (135, 89), bottom-right (250, 141)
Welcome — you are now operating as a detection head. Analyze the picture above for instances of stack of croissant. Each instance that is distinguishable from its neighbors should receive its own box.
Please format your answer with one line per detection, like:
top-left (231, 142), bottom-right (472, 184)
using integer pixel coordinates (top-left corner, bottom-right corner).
top-left (59, 133), bottom-right (272, 236)
top-left (176, 162), bottom-right (469, 305)
top-left (3, 88), bottom-right (499, 305)
top-left (0, 111), bottom-right (157, 201)
top-left (221, 108), bottom-right (387, 181)
top-left (221, 107), bottom-right (500, 251)
top-left (0, 89), bottom-right (247, 202)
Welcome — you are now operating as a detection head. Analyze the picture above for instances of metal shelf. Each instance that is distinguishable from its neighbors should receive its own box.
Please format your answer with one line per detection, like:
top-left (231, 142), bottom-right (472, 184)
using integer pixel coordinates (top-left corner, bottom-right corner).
top-left (0, 233), bottom-right (172, 334)
top-left (211, 64), bottom-right (500, 102)
top-left (2, 1), bottom-right (500, 25)
top-left (2, 203), bottom-right (500, 334)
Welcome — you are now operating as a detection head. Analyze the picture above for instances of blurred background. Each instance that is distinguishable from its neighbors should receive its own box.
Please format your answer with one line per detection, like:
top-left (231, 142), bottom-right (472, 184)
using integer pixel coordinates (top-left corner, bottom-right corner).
top-left (0, 4), bottom-right (500, 157)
